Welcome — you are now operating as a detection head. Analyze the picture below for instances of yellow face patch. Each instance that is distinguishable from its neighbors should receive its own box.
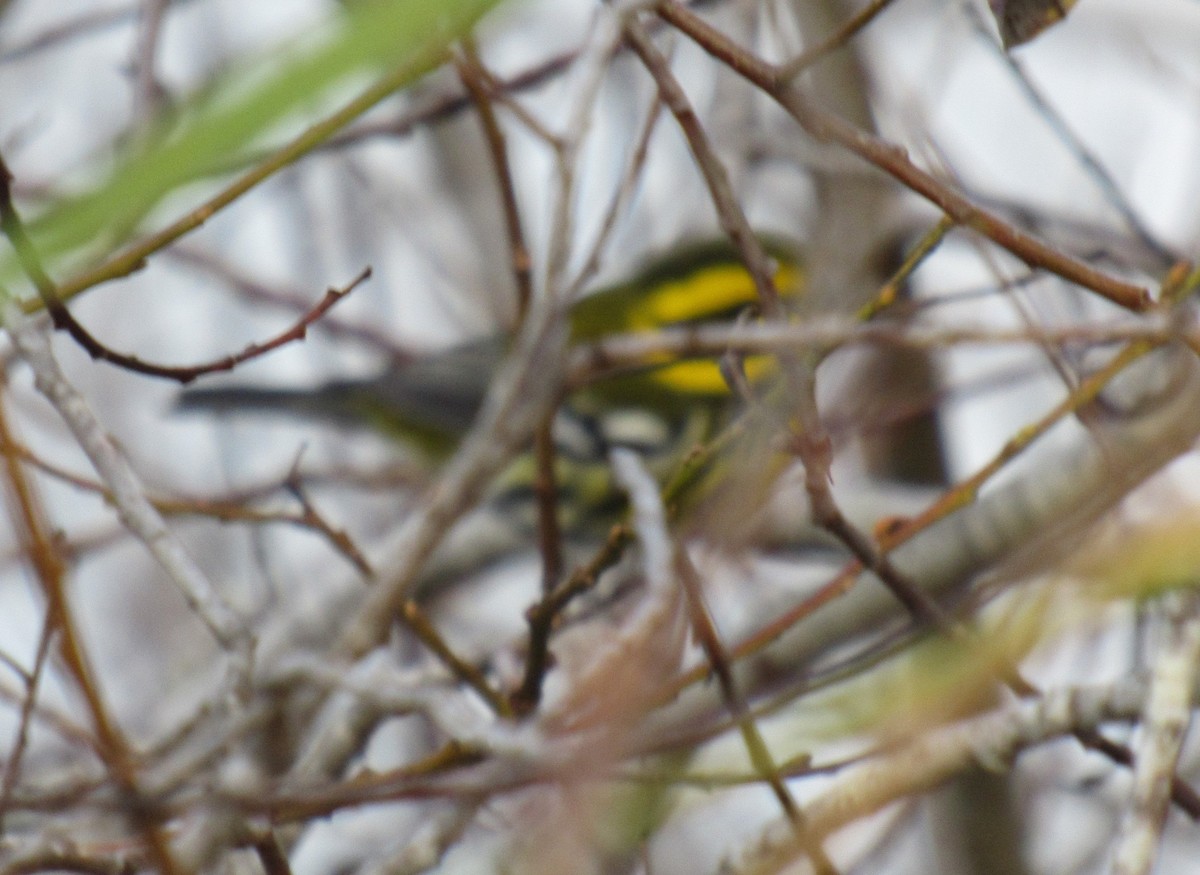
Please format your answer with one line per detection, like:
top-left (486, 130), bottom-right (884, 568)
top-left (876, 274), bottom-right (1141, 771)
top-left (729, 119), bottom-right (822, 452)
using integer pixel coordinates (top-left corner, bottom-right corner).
top-left (637, 262), bottom-right (801, 329)
top-left (570, 245), bottom-right (803, 401)
top-left (638, 356), bottom-right (774, 395)
top-left (641, 264), bottom-right (756, 326)
top-left (626, 260), bottom-right (801, 395)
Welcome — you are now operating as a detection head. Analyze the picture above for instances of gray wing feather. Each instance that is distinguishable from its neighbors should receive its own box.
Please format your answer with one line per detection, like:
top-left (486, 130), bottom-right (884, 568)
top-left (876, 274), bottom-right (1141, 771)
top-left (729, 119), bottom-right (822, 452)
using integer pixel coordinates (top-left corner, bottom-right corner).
top-left (177, 337), bottom-right (504, 437)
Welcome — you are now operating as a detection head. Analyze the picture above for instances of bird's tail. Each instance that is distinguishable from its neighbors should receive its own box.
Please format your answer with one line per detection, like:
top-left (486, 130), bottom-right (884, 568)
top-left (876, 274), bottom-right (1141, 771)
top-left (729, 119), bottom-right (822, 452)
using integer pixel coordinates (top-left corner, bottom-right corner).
top-left (176, 384), bottom-right (361, 425)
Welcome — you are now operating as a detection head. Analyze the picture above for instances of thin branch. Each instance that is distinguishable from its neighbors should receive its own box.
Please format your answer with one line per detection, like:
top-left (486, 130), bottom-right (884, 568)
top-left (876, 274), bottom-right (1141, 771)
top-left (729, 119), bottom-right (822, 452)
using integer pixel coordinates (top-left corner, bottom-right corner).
top-left (736, 681), bottom-right (1148, 875)
top-left (456, 40), bottom-right (534, 325)
top-left (170, 245), bottom-right (410, 358)
top-left (971, 6), bottom-right (1176, 268)
top-left (131, 0), bottom-right (171, 124)
top-left (48, 39), bottom-right (458, 306)
top-left (0, 154), bottom-right (369, 382)
top-left (675, 548), bottom-right (835, 873)
top-left (0, 355), bottom-right (181, 875)
top-left (655, 0), bottom-right (1152, 313)
top-left (511, 522), bottom-right (633, 715)
top-left (4, 302), bottom-right (248, 654)
top-left (0, 590), bottom-right (55, 832)
top-left (779, 0), bottom-right (900, 80)
top-left (283, 464), bottom-right (373, 577)
top-left (1110, 591), bottom-right (1200, 874)
top-left (567, 93), bottom-right (663, 300)
top-left (400, 600), bottom-right (512, 717)
top-left (456, 40), bottom-right (565, 596)
top-left (624, 16), bottom-right (781, 317)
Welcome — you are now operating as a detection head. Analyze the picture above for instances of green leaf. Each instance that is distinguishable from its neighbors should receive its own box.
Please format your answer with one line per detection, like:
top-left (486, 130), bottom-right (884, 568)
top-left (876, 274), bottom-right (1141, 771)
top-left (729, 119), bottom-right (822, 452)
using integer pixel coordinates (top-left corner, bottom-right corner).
top-left (5, 0), bottom-right (503, 302)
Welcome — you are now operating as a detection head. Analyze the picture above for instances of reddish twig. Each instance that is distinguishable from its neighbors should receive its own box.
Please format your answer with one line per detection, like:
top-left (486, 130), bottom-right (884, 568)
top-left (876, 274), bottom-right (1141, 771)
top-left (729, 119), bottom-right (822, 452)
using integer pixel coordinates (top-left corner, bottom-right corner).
top-left (0, 154), bottom-right (369, 383)
top-left (456, 41), bottom-right (534, 325)
top-left (283, 462), bottom-right (374, 578)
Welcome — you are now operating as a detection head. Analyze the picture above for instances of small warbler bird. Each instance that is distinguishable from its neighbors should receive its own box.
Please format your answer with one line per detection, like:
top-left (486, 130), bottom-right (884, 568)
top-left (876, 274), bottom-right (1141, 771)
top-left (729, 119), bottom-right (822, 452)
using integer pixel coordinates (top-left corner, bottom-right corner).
top-left (179, 237), bottom-right (806, 538)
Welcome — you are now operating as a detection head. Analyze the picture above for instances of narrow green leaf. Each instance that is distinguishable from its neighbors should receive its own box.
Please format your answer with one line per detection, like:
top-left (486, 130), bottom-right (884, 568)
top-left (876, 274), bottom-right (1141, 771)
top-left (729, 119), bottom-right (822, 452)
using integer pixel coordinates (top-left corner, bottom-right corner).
top-left (7, 0), bottom-right (502, 298)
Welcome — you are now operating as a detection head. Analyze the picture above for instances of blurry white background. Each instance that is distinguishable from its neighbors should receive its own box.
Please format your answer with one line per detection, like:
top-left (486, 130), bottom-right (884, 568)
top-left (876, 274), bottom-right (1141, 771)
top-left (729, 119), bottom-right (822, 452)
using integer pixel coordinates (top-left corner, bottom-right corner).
top-left (1, 1), bottom-right (1200, 874)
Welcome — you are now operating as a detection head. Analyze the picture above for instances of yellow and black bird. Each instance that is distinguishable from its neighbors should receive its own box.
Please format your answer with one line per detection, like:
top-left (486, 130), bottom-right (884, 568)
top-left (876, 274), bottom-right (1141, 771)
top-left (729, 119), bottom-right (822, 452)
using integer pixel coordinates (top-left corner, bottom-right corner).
top-left (178, 237), bottom-right (806, 518)
top-left (178, 237), bottom-right (803, 445)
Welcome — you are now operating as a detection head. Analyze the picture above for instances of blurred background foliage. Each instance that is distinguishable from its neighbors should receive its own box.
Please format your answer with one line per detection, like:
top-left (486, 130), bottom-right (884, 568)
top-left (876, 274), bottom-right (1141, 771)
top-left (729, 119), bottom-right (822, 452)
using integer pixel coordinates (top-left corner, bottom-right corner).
top-left (0, 2), bottom-right (1199, 875)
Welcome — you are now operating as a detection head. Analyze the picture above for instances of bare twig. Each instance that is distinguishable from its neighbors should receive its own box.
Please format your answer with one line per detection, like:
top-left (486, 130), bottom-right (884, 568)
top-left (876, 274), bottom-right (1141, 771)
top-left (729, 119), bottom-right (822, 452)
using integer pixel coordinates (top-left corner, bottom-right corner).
top-left (737, 681), bottom-right (1148, 875)
top-left (1110, 591), bottom-right (1200, 874)
top-left (655, 0), bottom-right (1152, 313)
top-left (779, 0), bottom-right (900, 80)
top-left (456, 41), bottom-right (565, 595)
top-left (0, 351), bottom-right (182, 875)
top-left (131, 0), bottom-right (170, 123)
top-left (0, 155), bottom-right (369, 382)
top-left (4, 302), bottom-right (248, 654)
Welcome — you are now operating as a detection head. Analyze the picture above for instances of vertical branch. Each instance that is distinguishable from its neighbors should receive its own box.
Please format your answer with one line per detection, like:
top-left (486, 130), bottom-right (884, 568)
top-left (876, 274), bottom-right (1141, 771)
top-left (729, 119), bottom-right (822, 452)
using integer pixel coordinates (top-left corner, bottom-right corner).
top-left (337, 11), bottom-right (626, 658)
top-left (0, 385), bottom-right (182, 875)
top-left (623, 17), bottom-right (781, 317)
top-left (3, 302), bottom-right (249, 656)
top-left (132, 0), bottom-right (171, 124)
top-left (1110, 591), bottom-right (1200, 875)
top-left (675, 548), bottom-right (838, 875)
top-left (455, 40), bottom-right (534, 324)
top-left (457, 40), bottom-right (565, 594)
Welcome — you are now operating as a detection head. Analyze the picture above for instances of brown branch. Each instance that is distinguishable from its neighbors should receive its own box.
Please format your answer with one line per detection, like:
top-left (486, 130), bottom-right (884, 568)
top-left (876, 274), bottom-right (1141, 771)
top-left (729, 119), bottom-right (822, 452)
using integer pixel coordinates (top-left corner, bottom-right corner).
top-left (624, 17), bottom-right (782, 317)
top-left (655, 0), bottom-right (1152, 313)
top-left (160, 267), bottom-right (371, 382)
top-left (400, 601), bottom-right (512, 717)
top-left (779, 0), bottom-right (900, 80)
top-left (456, 41), bottom-right (565, 597)
top-left (511, 523), bottom-right (632, 715)
top-left (675, 549), bottom-right (838, 875)
top-left (531, 419), bottom-right (565, 595)
top-left (800, 451), bottom-right (956, 630)
top-left (251, 832), bottom-right (294, 875)
top-left (456, 40), bottom-right (534, 325)
top-left (170, 246), bottom-right (409, 358)
top-left (0, 383), bottom-right (181, 875)
top-left (283, 462), bottom-right (373, 578)
top-left (0, 154), bottom-right (368, 383)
